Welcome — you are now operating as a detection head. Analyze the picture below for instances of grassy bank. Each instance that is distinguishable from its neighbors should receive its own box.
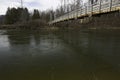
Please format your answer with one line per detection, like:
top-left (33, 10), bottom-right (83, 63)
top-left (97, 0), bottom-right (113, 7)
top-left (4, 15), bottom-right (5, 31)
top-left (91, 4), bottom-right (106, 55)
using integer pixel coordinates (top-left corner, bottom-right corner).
top-left (0, 20), bottom-right (49, 30)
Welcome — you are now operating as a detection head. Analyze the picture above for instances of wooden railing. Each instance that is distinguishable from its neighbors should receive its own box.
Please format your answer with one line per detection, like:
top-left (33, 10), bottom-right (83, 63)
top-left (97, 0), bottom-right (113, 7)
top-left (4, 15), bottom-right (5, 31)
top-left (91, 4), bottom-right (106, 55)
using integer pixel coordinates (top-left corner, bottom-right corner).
top-left (49, 0), bottom-right (120, 24)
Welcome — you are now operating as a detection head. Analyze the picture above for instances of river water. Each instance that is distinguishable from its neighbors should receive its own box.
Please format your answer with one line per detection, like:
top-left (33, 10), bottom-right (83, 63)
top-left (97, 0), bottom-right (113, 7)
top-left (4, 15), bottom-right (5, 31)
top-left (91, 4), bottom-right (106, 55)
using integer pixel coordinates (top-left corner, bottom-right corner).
top-left (0, 30), bottom-right (120, 80)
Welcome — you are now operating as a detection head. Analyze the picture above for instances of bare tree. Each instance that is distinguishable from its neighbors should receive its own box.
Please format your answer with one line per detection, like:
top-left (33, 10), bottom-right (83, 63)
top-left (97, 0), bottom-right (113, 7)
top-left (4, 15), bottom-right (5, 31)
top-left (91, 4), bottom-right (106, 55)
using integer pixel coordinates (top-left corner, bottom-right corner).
top-left (53, 0), bottom-right (84, 20)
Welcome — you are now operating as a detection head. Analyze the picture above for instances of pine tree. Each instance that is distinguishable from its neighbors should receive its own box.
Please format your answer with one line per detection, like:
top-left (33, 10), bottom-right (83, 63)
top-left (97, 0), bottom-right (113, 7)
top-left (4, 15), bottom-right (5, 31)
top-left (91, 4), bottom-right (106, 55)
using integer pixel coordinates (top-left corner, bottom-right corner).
top-left (5, 7), bottom-right (30, 24)
top-left (32, 9), bottom-right (40, 20)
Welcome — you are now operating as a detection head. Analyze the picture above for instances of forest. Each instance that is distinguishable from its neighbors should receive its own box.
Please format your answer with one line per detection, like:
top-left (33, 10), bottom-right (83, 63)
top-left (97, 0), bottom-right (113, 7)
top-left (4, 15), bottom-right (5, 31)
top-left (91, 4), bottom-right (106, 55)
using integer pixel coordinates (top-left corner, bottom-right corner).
top-left (0, 0), bottom-right (84, 29)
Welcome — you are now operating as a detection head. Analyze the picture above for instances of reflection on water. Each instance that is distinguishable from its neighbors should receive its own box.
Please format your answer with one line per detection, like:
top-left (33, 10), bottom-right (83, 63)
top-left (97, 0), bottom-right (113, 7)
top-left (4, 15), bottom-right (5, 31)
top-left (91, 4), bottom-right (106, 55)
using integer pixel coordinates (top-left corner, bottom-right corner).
top-left (0, 30), bottom-right (10, 51)
top-left (0, 30), bottom-right (120, 80)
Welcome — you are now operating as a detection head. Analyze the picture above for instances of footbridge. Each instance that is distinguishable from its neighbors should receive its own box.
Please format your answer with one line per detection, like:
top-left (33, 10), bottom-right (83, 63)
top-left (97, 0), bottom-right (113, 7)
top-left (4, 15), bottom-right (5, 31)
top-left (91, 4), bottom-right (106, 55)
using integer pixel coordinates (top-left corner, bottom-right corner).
top-left (49, 0), bottom-right (120, 24)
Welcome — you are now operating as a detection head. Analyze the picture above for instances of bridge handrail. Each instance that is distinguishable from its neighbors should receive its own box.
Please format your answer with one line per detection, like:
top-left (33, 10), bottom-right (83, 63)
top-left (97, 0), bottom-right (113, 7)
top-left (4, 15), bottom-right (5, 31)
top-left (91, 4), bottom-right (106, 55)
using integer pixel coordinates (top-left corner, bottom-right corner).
top-left (49, 0), bottom-right (120, 24)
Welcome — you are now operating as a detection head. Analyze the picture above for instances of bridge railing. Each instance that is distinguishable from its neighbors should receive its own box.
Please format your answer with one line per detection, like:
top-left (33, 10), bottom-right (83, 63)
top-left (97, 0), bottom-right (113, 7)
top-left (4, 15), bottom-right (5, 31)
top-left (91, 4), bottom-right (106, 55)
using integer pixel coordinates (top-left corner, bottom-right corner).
top-left (49, 0), bottom-right (120, 24)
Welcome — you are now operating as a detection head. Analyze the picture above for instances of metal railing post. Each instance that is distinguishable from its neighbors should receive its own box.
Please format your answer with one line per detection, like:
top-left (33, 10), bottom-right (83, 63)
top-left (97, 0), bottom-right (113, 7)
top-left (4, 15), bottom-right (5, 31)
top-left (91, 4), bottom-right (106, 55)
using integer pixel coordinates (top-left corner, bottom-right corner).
top-left (85, 5), bottom-right (87, 15)
top-left (110, 0), bottom-right (113, 11)
top-left (99, 0), bottom-right (102, 13)
top-left (91, 4), bottom-right (93, 16)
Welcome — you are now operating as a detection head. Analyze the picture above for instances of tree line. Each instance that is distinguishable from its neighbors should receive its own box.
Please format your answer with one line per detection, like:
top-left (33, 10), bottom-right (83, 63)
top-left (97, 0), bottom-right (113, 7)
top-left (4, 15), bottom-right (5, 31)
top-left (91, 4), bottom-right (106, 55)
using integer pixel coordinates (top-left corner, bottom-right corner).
top-left (5, 7), bottom-right (29, 24)
top-left (4, 7), bottom-right (53, 25)
top-left (3, 0), bottom-right (84, 25)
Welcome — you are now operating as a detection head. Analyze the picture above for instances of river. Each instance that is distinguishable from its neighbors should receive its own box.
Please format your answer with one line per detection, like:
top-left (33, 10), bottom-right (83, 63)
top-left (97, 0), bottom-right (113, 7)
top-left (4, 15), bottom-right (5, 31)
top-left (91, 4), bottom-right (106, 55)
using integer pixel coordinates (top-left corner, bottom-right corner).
top-left (0, 30), bottom-right (120, 80)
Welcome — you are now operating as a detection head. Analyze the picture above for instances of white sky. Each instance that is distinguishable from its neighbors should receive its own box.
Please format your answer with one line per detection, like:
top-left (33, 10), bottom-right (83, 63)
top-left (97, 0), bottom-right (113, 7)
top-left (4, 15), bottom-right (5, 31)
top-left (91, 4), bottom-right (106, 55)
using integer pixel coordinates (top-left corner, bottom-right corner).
top-left (0, 0), bottom-right (87, 15)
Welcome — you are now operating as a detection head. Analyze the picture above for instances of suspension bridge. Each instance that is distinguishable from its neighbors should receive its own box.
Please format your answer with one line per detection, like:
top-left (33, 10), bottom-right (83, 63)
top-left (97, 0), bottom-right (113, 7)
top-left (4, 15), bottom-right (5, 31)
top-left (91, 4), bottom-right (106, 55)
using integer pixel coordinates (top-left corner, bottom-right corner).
top-left (49, 0), bottom-right (120, 24)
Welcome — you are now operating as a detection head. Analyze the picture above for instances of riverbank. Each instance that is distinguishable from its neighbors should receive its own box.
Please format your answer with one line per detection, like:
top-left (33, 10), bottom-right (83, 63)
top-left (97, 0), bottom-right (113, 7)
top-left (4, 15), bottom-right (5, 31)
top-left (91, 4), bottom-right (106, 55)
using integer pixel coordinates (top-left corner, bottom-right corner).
top-left (1, 10), bottom-right (120, 31)
top-left (0, 24), bottom-right (59, 32)
top-left (53, 10), bottom-right (120, 30)
top-left (0, 20), bottom-right (48, 30)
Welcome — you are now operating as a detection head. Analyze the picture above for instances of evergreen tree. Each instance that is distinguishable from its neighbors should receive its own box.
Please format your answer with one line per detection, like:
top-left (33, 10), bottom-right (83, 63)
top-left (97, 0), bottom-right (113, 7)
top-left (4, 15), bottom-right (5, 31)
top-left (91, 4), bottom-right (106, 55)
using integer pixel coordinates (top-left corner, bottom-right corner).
top-left (5, 7), bottom-right (12, 24)
top-left (32, 9), bottom-right (40, 20)
top-left (5, 7), bottom-right (30, 24)
top-left (19, 8), bottom-right (30, 22)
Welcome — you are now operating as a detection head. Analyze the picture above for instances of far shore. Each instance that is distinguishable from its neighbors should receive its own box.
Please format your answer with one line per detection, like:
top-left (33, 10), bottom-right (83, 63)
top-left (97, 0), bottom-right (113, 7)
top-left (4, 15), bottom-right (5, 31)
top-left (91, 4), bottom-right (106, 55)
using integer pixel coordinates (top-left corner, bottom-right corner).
top-left (1, 24), bottom-right (120, 31)
top-left (0, 24), bottom-right (59, 31)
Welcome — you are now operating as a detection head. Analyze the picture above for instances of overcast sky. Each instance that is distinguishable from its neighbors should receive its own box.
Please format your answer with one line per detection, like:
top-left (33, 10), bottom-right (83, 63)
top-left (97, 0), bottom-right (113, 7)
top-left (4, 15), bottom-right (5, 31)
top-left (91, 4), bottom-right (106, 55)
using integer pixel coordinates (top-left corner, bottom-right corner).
top-left (0, 0), bottom-right (87, 15)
